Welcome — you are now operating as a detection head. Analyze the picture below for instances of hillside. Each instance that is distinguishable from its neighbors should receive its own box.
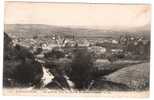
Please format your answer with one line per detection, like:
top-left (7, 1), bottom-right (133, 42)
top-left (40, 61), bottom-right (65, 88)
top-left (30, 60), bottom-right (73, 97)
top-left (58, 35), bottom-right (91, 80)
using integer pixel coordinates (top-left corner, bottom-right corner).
top-left (105, 63), bottom-right (150, 90)
top-left (4, 24), bottom-right (150, 39)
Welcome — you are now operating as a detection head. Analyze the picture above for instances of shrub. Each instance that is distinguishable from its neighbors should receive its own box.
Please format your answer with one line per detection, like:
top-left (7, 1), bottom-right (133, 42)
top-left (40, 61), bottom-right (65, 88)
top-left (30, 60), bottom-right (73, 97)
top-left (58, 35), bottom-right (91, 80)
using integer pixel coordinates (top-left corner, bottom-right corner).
top-left (44, 47), bottom-right (65, 59)
top-left (68, 48), bottom-right (95, 90)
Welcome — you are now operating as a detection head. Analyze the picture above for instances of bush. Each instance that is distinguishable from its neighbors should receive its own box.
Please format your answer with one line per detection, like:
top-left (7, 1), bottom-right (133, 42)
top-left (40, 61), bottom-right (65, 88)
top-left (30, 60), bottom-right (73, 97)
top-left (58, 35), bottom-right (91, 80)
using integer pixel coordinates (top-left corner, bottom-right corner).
top-left (44, 47), bottom-right (65, 59)
top-left (68, 48), bottom-right (95, 90)
top-left (3, 36), bottom-right (43, 87)
top-left (3, 59), bottom-right (43, 87)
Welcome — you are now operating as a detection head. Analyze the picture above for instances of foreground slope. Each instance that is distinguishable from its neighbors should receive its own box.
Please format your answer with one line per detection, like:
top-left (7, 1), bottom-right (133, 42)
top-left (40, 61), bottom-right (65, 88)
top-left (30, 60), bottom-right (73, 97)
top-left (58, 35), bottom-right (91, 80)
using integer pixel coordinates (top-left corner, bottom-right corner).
top-left (105, 63), bottom-right (150, 90)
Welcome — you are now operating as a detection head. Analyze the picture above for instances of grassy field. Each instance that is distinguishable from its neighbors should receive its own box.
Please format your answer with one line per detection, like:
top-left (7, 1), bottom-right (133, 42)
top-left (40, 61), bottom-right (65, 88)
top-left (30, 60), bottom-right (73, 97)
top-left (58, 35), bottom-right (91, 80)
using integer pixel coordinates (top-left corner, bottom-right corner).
top-left (105, 62), bottom-right (150, 91)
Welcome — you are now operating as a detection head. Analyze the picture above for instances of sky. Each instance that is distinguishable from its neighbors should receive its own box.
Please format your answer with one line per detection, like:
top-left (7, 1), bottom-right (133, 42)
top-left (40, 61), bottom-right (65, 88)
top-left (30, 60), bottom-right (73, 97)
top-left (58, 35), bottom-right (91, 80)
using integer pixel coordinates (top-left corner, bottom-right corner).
top-left (4, 2), bottom-right (151, 29)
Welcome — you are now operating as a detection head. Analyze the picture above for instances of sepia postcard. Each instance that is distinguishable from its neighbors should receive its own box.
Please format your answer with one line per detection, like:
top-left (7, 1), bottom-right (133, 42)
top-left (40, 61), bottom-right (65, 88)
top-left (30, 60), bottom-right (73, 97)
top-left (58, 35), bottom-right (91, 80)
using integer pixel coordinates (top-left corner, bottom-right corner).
top-left (3, 1), bottom-right (151, 97)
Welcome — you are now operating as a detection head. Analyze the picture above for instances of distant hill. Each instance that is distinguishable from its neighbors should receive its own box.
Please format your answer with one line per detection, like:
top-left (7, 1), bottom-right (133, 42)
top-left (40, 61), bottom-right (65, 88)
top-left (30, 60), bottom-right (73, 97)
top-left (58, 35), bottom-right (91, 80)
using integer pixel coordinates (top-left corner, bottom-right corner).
top-left (4, 24), bottom-right (150, 39)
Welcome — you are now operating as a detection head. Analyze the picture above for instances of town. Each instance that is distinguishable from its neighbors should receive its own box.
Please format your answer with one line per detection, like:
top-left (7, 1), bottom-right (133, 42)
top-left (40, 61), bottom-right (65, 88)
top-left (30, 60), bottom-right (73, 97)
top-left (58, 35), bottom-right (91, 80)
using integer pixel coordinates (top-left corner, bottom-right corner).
top-left (4, 27), bottom-right (150, 91)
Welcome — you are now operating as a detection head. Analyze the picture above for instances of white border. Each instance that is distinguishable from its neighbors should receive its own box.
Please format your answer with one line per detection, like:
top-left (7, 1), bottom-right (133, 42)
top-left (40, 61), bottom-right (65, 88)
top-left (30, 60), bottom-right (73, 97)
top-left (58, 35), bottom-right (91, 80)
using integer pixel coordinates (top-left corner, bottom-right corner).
top-left (0, 0), bottom-right (4, 97)
top-left (0, 0), bottom-right (153, 100)
top-left (4, 0), bottom-right (152, 4)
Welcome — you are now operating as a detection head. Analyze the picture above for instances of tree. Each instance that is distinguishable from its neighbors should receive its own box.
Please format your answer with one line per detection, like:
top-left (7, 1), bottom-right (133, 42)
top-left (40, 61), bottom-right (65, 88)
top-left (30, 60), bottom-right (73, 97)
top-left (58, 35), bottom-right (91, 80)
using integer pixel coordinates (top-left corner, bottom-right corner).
top-left (68, 48), bottom-right (95, 90)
